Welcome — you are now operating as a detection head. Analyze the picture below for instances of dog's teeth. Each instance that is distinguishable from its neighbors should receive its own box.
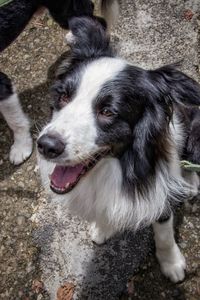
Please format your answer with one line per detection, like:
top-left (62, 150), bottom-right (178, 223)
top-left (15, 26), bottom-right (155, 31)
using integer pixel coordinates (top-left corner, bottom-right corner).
top-left (65, 183), bottom-right (70, 188)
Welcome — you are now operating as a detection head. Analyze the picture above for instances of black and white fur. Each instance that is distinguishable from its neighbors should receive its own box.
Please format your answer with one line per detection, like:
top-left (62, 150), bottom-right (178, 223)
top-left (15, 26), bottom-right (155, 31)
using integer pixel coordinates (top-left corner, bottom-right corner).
top-left (0, 72), bottom-right (32, 164)
top-left (37, 17), bottom-right (200, 283)
top-left (0, 0), bottom-right (117, 164)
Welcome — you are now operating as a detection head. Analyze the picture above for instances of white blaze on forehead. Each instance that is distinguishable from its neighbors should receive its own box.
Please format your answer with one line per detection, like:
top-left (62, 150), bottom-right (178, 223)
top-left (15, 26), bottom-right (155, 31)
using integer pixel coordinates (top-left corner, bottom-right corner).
top-left (75, 57), bottom-right (126, 104)
top-left (54, 57), bottom-right (126, 121)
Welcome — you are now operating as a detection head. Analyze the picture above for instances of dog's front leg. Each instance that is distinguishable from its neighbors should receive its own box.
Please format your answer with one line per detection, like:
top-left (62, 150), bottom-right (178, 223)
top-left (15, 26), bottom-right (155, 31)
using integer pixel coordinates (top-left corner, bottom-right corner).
top-left (89, 221), bottom-right (116, 245)
top-left (153, 214), bottom-right (186, 283)
top-left (0, 89), bottom-right (32, 165)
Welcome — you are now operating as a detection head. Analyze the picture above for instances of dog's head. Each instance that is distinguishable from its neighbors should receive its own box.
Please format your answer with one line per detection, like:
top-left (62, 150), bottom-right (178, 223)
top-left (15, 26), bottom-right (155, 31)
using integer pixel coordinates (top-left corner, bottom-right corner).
top-left (37, 17), bottom-right (200, 195)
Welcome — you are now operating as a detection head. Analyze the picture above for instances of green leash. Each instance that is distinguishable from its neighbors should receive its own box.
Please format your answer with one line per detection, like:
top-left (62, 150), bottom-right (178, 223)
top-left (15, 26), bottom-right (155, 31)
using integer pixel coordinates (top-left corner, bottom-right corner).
top-left (181, 160), bottom-right (200, 172)
top-left (0, 0), bottom-right (13, 8)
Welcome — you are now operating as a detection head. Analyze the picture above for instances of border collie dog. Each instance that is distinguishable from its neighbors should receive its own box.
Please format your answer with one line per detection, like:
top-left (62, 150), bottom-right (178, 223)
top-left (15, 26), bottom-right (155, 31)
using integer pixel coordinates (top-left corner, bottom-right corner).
top-left (37, 17), bottom-right (200, 283)
top-left (0, 0), bottom-right (116, 164)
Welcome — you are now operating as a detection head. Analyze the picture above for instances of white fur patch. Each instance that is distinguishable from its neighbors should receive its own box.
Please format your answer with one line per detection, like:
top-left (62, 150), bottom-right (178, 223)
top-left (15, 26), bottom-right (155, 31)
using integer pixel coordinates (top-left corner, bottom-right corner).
top-left (0, 93), bottom-right (32, 164)
top-left (65, 31), bottom-right (76, 45)
top-left (153, 216), bottom-right (186, 283)
top-left (39, 148), bottom-right (188, 234)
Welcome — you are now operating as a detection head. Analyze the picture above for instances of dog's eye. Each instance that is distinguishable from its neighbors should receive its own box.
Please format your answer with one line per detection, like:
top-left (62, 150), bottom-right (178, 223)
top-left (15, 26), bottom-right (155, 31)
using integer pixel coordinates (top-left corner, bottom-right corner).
top-left (99, 108), bottom-right (115, 117)
top-left (59, 93), bottom-right (70, 108)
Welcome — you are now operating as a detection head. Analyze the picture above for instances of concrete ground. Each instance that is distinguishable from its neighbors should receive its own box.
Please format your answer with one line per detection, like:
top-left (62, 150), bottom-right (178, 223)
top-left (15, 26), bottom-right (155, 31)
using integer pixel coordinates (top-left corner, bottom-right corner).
top-left (0, 0), bottom-right (200, 299)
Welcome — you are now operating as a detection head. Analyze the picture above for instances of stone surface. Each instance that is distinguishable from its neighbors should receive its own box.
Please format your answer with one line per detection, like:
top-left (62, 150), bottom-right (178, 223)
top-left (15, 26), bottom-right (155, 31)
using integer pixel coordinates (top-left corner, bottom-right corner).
top-left (114, 0), bottom-right (200, 79)
top-left (34, 201), bottom-right (153, 300)
top-left (0, 1), bottom-right (200, 299)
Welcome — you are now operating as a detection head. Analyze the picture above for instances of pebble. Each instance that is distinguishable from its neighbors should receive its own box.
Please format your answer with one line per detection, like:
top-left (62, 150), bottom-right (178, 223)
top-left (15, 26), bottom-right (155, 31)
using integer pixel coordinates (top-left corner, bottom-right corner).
top-left (34, 165), bottom-right (39, 173)
top-left (18, 181), bottom-right (25, 188)
top-left (17, 215), bottom-right (26, 226)
top-left (179, 242), bottom-right (187, 249)
top-left (27, 165), bottom-right (33, 172)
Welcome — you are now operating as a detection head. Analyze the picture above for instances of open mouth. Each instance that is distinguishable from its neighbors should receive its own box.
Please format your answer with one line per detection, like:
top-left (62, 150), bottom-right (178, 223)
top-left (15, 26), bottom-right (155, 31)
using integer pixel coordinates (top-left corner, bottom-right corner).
top-left (50, 150), bottom-right (110, 194)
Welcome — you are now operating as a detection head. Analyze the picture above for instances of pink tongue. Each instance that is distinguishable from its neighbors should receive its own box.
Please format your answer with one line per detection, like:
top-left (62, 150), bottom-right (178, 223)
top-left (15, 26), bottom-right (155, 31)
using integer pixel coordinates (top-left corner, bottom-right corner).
top-left (50, 164), bottom-right (84, 188)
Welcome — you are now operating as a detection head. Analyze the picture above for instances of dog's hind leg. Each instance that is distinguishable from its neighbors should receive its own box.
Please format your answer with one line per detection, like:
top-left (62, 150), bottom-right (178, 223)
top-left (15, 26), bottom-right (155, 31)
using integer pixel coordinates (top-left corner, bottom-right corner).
top-left (0, 73), bottom-right (32, 165)
top-left (153, 214), bottom-right (186, 283)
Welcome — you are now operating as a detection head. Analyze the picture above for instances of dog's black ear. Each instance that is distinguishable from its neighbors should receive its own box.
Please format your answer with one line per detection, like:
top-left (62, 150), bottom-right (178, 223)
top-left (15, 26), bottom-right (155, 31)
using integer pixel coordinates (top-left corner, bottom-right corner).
top-left (149, 65), bottom-right (200, 106)
top-left (185, 110), bottom-right (200, 164)
top-left (68, 17), bottom-right (113, 60)
top-left (119, 67), bottom-right (172, 195)
top-left (120, 101), bottom-right (170, 195)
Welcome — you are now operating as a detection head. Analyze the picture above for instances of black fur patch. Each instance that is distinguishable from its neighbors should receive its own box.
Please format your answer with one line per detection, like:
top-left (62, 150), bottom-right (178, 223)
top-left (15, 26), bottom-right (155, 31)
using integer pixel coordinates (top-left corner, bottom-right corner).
top-left (93, 66), bottom-right (172, 195)
top-left (0, 71), bottom-right (13, 101)
top-left (69, 17), bottom-right (113, 61)
top-left (0, 0), bottom-right (38, 51)
top-left (42, 0), bottom-right (94, 29)
top-left (185, 108), bottom-right (200, 164)
top-left (149, 65), bottom-right (200, 107)
top-left (0, 0), bottom-right (95, 51)
top-left (50, 63), bottom-right (82, 111)
top-left (157, 214), bottom-right (171, 223)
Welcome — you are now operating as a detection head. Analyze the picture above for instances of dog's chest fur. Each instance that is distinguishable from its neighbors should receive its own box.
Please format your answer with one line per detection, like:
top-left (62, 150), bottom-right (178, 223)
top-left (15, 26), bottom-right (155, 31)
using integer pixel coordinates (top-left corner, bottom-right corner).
top-left (38, 118), bottom-right (187, 232)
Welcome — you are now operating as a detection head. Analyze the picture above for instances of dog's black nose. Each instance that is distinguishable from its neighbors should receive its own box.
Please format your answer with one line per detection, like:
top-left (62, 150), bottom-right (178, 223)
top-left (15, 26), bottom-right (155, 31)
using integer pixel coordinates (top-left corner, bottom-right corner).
top-left (37, 134), bottom-right (65, 159)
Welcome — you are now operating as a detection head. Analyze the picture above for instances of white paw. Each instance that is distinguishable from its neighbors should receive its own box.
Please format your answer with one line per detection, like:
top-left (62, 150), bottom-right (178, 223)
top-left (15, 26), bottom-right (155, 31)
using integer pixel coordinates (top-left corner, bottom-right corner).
top-left (157, 244), bottom-right (186, 283)
top-left (9, 136), bottom-right (33, 165)
top-left (89, 223), bottom-right (107, 245)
